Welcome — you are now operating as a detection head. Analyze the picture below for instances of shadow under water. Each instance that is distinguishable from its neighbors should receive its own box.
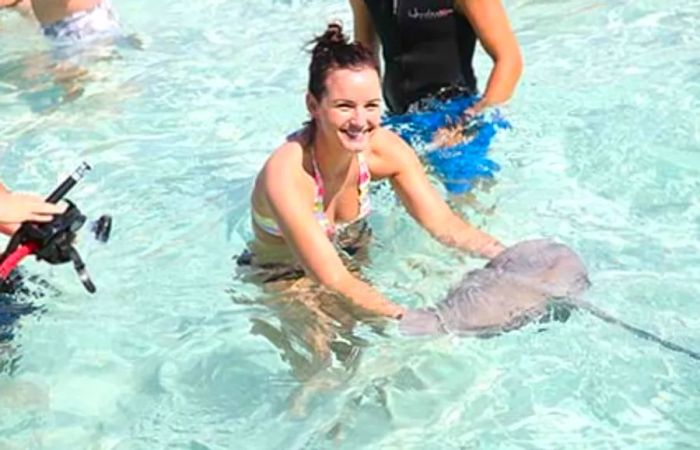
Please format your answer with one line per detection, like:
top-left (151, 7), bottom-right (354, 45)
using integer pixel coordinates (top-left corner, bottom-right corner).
top-left (0, 271), bottom-right (56, 376)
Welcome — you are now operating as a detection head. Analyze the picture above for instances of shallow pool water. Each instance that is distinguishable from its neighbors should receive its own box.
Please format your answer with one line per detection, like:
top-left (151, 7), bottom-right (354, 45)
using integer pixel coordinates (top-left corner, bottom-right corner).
top-left (1, 0), bottom-right (699, 448)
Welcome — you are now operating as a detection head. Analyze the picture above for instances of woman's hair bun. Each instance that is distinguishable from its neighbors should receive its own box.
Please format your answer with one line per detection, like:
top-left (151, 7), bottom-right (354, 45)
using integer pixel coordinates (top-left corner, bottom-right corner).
top-left (306, 21), bottom-right (378, 100)
top-left (314, 22), bottom-right (348, 49)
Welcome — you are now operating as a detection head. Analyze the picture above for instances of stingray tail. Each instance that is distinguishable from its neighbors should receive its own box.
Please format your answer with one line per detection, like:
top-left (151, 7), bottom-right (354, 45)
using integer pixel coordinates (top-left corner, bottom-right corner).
top-left (579, 301), bottom-right (700, 361)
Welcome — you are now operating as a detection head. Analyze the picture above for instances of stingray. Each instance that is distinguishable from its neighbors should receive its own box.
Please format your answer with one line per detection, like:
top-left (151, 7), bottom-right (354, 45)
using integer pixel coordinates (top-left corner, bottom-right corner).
top-left (399, 239), bottom-right (700, 361)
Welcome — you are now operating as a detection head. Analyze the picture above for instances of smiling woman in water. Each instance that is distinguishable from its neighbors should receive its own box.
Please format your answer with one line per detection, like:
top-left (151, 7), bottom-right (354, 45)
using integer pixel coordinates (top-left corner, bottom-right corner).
top-left (239, 22), bottom-right (505, 321)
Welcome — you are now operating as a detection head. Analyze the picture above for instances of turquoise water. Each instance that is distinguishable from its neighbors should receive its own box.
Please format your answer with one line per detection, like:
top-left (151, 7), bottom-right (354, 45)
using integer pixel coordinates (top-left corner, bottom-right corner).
top-left (1, 0), bottom-right (699, 448)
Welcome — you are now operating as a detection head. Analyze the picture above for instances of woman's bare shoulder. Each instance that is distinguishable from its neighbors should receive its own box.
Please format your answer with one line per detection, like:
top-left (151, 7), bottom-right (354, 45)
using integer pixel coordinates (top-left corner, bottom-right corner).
top-left (264, 132), bottom-right (306, 172)
top-left (257, 133), bottom-right (311, 199)
top-left (366, 127), bottom-right (415, 177)
top-left (371, 127), bottom-right (412, 152)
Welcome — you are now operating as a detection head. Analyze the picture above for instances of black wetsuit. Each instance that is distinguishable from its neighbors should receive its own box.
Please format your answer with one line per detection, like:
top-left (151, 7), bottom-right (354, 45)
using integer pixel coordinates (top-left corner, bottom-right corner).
top-left (363, 0), bottom-right (478, 113)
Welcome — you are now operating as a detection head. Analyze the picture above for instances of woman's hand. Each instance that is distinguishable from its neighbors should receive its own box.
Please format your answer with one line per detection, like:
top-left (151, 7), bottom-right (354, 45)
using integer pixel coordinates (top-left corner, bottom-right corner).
top-left (0, 192), bottom-right (66, 224)
top-left (479, 239), bottom-right (506, 259)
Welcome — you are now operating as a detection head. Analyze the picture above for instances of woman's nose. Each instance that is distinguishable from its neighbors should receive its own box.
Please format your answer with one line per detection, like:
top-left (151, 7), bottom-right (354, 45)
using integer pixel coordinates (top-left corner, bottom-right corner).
top-left (350, 107), bottom-right (367, 124)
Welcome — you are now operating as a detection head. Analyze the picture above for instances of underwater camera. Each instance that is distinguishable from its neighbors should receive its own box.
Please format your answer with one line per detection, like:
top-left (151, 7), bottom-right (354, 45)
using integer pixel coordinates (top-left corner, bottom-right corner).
top-left (0, 162), bottom-right (111, 293)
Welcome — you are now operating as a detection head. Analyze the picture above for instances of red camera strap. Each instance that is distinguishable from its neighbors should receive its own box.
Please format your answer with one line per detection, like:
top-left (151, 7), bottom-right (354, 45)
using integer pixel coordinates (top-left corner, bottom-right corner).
top-left (0, 242), bottom-right (39, 279)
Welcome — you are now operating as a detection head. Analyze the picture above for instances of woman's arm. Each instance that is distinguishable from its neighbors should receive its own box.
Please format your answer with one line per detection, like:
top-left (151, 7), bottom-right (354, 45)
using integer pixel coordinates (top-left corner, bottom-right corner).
top-left (374, 129), bottom-right (505, 258)
top-left (349, 0), bottom-right (380, 63)
top-left (262, 148), bottom-right (404, 318)
top-left (457, 0), bottom-right (522, 113)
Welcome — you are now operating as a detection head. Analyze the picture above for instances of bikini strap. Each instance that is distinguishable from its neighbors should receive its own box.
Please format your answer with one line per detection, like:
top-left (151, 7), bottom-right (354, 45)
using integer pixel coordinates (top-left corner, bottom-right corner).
top-left (310, 150), bottom-right (372, 237)
top-left (309, 149), bottom-right (335, 237)
top-left (357, 152), bottom-right (372, 218)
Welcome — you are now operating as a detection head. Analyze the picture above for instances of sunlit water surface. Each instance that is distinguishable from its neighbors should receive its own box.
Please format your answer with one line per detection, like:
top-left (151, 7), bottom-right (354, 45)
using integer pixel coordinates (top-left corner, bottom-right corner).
top-left (1, 0), bottom-right (699, 448)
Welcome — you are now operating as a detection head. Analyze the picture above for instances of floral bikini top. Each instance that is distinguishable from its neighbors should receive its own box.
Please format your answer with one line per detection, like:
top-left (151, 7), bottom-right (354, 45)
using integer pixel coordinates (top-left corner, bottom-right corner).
top-left (253, 151), bottom-right (372, 239)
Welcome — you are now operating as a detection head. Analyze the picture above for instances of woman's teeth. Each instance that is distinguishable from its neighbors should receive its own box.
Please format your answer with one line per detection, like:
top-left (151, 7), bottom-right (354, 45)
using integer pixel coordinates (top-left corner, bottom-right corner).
top-left (344, 130), bottom-right (363, 139)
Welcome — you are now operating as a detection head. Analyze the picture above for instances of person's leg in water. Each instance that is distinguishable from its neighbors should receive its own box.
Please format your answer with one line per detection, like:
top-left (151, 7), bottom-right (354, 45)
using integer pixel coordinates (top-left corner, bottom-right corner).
top-left (234, 222), bottom-right (377, 415)
top-left (0, 0), bottom-right (32, 17)
top-left (32, 0), bottom-right (139, 105)
top-left (3, 1), bottom-right (141, 111)
top-left (236, 230), bottom-right (372, 381)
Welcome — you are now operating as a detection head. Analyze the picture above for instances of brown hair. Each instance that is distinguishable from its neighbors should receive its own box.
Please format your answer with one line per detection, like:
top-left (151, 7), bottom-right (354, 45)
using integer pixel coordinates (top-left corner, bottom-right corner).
top-left (307, 22), bottom-right (378, 100)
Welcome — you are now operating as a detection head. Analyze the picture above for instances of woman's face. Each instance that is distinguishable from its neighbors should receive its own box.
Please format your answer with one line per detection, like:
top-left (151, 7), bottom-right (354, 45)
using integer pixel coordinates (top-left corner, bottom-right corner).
top-left (308, 66), bottom-right (382, 154)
